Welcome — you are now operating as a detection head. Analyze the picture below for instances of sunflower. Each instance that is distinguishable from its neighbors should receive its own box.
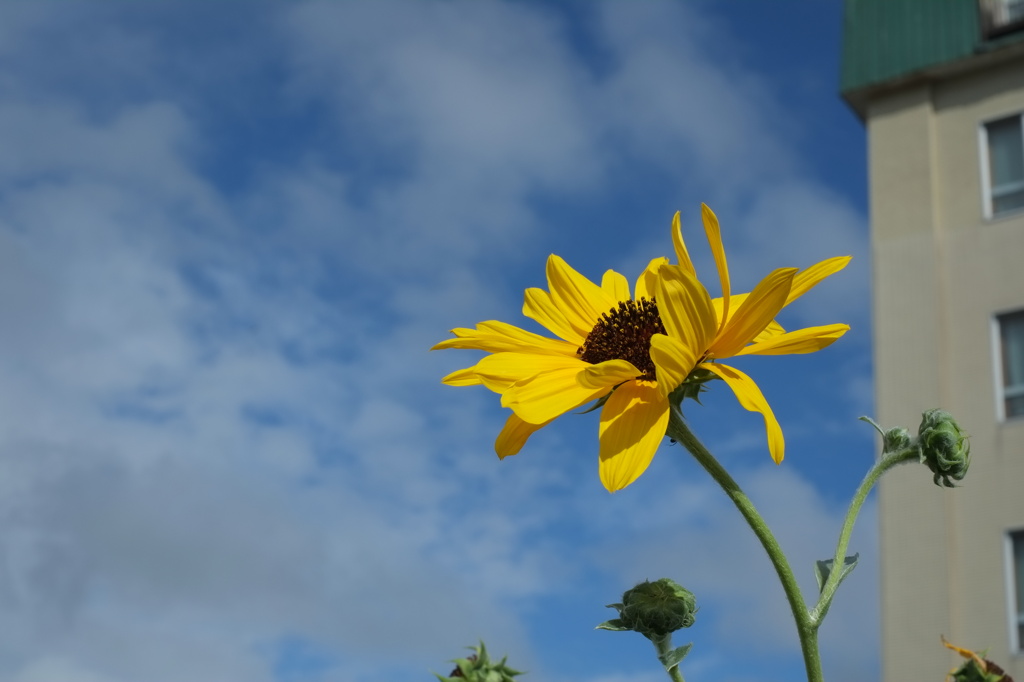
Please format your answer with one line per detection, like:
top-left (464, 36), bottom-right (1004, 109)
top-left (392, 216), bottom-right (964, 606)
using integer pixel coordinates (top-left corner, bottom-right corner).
top-left (433, 205), bottom-right (850, 492)
top-left (648, 204), bottom-right (851, 466)
top-left (433, 253), bottom-right (674, 492)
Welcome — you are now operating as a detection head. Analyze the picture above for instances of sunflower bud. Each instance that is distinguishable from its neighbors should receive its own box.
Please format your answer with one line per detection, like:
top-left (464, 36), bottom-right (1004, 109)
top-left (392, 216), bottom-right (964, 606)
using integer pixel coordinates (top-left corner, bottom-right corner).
top-left (598, 578), bottom-right (697, 640)
top-left (882, 426), bottom-right (912, 454)
top-left (434, 642), bottom-right (523, 682)
top-left (918, 409), bottom-right (971, 488)
top-left (942, 636), bottom-right (1011, 682)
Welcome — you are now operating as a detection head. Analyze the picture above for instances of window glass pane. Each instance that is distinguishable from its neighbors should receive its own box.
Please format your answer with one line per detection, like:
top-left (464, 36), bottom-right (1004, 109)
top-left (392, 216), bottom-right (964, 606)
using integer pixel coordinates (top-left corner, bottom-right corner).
top-left (988, 116), bottom-right (1024, 188)
top-left (1000, 311), bottom-right (1024, 418)
top-left (995, 188), bottom-right (1024, 215)
top-left (1009, 395), bottom-right (1024, 418)
top-left (1010, 0), bottom-right (1024, 23)
top-left (1014, 531), bottom-right (1024, 649)
top-left (1001, 311), bottom-right (1024, 385)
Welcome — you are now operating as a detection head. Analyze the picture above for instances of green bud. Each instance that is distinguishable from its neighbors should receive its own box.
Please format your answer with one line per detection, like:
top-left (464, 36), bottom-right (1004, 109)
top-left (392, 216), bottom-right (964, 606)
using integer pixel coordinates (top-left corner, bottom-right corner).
top-left (598, 578), bottom-right (697, 641)
top-left (918, 409), bottom-right (971, 488)
top-left (948, 658), bottom-right (1009, 682)
top-left (943, 637), bottom-right (1009, 682)
top-left (882, 427), bottom-right (912, 453)
top-left (434, 642), bottom-right (523, 682)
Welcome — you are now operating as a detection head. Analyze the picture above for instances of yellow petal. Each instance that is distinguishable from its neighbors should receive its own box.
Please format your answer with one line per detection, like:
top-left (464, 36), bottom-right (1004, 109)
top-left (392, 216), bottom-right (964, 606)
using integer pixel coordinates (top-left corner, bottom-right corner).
top-left (598, 380), bottom-right (670, 492)
top-left (712, 293), bottom-right (786, 341)
top-left (703, 363), bottom-right (784, 464)
top-left (710, 267), bottom-right (797, 359)
top-left (701, 203), bottom-right (731, 332)
top-left (431, 320), bottom-right (578, 355)
top-left (635, 257), bottom-right (668, 301)
top-left (474, 352), bottom-right (584, 393)
top-left (671, 211), bottom-right (697, 278)
top-left (754, 319), bottom-right (786, 341)
top-left (441, 367), bottom-right (484, 387)
top-left (712, 292), bottom-right (744, 327)
top-left (601, 269), bottom-right (631, 303)
top-left (649, 333), bottom-right (697, 398)
top-left (655, 264), bottom-right (717, 354)
top-left (940, 636), bottom-right (987, 668)
top-left (501, 364), bottom-right (609, 424)
top-left (523, 287), bottom-right (581, 344)
top-left (495, 412), bottom-right (551, 458)
top-left (788, 256), bottom-right (851, 304)
top-left (578, 359), bottom-right (642, 389)
top-left (546, 255), bottom-right (615, 338)
top-left (737, 324), bottom-right (850, 356)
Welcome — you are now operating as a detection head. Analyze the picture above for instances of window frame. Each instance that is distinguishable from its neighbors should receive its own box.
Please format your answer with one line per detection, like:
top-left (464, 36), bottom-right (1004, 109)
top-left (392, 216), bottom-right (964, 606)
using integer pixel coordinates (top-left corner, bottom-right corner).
top-left (980, 112), bottom-right (1024, 221)
top-left (994, 308), bottom-right (1024, 422)
top-left (980, 0), bottom-right (1024, 40)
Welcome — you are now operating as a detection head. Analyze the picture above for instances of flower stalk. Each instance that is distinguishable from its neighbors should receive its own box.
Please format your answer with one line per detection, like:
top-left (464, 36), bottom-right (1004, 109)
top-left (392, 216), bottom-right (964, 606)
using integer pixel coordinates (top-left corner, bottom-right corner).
top-left (810, 442), bottom-right (918, 624)
top-left (653, 634), bottom-right (687, 682)
top-left (666, 405), bottom-right (824, 682)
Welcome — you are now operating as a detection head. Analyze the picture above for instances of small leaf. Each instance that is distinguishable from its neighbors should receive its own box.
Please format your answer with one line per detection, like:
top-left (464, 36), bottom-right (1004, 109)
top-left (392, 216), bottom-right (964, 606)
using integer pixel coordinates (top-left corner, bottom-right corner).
top-left (815, 554), bottom-right (859, 593)
top-left (658, 643), bottom-right (692, 671)
top-left (596, 618), bottom-right (630, 631)
top-left (858, 415), bottom-right (884, 437)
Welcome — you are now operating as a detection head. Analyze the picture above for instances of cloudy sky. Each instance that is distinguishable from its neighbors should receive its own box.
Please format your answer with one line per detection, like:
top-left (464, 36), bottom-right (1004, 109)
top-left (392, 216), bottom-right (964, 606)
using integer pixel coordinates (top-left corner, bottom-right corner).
top-left (0, 2), bottom-right (880, 681)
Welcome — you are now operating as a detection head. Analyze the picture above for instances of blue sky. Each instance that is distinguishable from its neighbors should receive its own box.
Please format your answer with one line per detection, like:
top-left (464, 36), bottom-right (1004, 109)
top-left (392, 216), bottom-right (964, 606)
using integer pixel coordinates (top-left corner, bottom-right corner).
top-left (0, 2), bottom-right (879, 681)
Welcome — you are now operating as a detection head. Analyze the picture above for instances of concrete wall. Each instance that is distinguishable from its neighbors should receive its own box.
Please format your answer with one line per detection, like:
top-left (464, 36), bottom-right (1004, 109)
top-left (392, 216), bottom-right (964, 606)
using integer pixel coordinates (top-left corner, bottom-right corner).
top-left (870, 54), bottom-right (1024, 682)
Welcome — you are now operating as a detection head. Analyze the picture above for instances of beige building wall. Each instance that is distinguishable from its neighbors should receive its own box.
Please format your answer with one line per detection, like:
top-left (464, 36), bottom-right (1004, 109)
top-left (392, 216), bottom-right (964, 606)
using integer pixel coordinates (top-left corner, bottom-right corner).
top-left (871, 54), bottom-right (1024, 682)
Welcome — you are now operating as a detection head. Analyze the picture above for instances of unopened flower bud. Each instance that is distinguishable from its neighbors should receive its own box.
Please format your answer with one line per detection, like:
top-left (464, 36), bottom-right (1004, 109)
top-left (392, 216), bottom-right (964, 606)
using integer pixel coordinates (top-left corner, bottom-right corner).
top-left (435, 642), bottom-right (523, 682)
top-left (942, 636), bottom-right (1010, 682)
top-left (599, 578), bottom-right (697, 640)
top-left (883, 427), bottom-right (912, 453)
top-left (918, 409), bottom-right (970, 488)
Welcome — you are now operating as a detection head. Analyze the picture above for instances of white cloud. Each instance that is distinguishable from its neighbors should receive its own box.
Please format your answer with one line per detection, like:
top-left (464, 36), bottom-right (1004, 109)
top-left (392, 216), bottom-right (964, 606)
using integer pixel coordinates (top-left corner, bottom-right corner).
top-left (0, 2), bottom-right (871, 681)
top-left (595, 2), bottom-right (797, 190)
top-left (591, 464), bottom-right (878, 682)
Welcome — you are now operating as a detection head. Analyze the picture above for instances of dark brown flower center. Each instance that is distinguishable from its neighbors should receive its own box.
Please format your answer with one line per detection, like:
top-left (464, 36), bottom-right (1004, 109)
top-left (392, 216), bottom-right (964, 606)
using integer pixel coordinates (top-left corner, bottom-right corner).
top-left (577, 297), bottom-right (666, 380)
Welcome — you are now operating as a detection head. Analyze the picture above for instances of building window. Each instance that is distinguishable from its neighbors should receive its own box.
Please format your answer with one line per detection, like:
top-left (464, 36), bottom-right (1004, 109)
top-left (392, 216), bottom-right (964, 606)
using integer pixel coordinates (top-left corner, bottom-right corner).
top-left (998, 310), bottom-right (1024, 419)
top-left (984, 115), bottom-right (1024, 217)
top-left (980, 0), bottom-right (1024, 38)
top-left (1008, 530), bottom-right (1024, 651)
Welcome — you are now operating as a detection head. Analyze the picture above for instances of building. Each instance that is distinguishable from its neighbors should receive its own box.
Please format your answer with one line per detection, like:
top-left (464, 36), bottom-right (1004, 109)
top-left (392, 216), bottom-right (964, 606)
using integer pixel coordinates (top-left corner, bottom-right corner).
top-left (841, 1), bottom-right (1024, 679)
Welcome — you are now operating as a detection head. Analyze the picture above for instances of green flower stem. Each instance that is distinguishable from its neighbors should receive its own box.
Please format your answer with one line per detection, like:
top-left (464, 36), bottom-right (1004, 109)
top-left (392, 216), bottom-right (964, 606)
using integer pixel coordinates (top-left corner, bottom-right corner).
top-left (666, 406), bottom-right (822, 682)
top-left (809, 446), bottom-right (919, 624)
top-left (652, 634), bottom-right (686, 682)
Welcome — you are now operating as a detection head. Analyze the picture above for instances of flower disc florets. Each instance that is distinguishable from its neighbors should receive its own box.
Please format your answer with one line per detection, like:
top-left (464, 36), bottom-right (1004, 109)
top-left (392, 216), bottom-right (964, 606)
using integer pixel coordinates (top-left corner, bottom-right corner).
top-left (578, 297), bottom-right (666, 380)
top-left (918, 409), bottom-right (971, 488)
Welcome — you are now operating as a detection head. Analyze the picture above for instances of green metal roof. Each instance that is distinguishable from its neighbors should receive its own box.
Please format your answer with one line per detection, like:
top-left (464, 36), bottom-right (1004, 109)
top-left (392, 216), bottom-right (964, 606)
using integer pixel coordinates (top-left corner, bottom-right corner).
top-left (841, 0), bottom-right (1024, 112)
top-left (841, 0), bottom-right (980, 94)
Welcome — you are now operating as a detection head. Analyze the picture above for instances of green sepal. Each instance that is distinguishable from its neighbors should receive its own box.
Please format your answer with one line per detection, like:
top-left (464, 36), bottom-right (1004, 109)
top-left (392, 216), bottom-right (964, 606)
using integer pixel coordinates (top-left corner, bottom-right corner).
top-left (658, 643), bottom-right (692, 671)
top-left (434, 642), bottom-right (523, 682)
top-left (814, 554), bottom-right (859, 593)
top-left (578, 393), bottom-right (611, 415)
top-left (949, 657), bottom-right (1007, 682)
top-left (668, 367), bottom-right (718, 407)
top-left (595, 618), bottom-right (630, 631)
